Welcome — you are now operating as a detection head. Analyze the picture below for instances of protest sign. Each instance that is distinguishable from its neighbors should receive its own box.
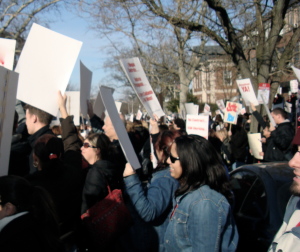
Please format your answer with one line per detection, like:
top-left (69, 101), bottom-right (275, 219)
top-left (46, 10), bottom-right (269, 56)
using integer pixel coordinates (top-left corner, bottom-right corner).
top-left (0, 38), bottom-right (16, 70)
top-left (260, 94), bottom-right (276, 127)
top-left (15, 23), bottom-right (82, 116)
top-left (290, 80), bottom-right (298, 93)
top-left (186, 114), bottom-right (209, 139)
top-left (93, 89), bottom-right (113, 120)
top-left (65, 91), bottom-right (80, 125)
top-left (247, 133), bottom-right (263, 160)
top-left (0, 67), bottom-right (19, 176)
top-left (203, 103), bottom-right (210, 113)
top-left (257, 83), bottom-right (270, 104)
top-left (185, 103), bottom-right (197, 115)
top-left (136, 109), bottom-right (142, 120)
top-left (119, 58), bottom-right (164, 118)
top-left (224, 101), bottom-right (241, 124)
top-left (237, 78), bottom-right (259, 106)
top-left (115, 101), bottom-right (122, 114)
top-left (80, 61), bottom-right (92, 119)
top-left (216, 99), bottom-right (226, 112)
top-left (292, 66), bottom-right (300, 81)
top-left (100, 86), bottom-right (140, 170)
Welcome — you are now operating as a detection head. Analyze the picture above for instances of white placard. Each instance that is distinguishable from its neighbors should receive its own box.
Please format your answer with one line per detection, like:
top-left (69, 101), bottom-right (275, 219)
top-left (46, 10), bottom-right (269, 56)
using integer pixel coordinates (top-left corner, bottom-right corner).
top-left (119, 58), bottom-right (164, 118)
top-left (65, 91), bottom-right (80, 125)
top-left (216, 99), bottom-right (226, 112)
top-left (115, 101), bottom-right (122, 114)
top-left (224, 101), bottom-right (241, 124)
top-left (203, 103), bottom-right (210, 113)
top-left (15, 23), bottom-right (82, 116)
top-left (247, 133), bottom-right (263, 160)
top-left (290, 80), bottom-right (298, 93)
top-left (186, 114), bottom-right (209, 139)
top-left (292, 66), bottom-right (300, 82)
top-left (194, 104), bottom-right (199, 115)
top-left (136, 109), bottom-right (142, 120)
top-left (0, 67), bottom-right (19, 176)
top-left (80, 61), bottom-right (92, 119)
top-left (257, 83), bottom-right (270, 104)
top-left (237, 78), bottom-right (259, 106)
top-left (0, 38), bottom-right (16, 70)
top-left (100, 86), bottom-right (140, 170)
top-left (185, 103), bottom-right (196, 115)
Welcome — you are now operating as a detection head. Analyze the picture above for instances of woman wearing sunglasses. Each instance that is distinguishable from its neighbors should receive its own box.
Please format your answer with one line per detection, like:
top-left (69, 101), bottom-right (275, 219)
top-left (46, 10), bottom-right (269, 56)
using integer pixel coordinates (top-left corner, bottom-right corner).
top-left (164, 135), bottom-right (238, 251)
top-left (121, 116), bottom-right (182, 252)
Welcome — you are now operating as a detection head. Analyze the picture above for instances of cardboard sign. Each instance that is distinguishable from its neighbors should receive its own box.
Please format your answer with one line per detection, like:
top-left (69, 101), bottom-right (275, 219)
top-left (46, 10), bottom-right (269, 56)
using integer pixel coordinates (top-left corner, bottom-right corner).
top-left (224, 101), bottom-right (241, 124)
top-left (0, 67), bottom-right (19, 176)
top-left (100, 86), bottom-right (140, 170)
top-left (247, 133), bottom-right (263, 160)
top-left (216, 99), bottom-right (226, 112)
top-left (290, 80), bottom-right (298, 93)
top-left (257, 83), bottom-right (270, 104)
top-left (80, 61), bottom-right (92, 119)
top-left (186, 114), bottom-right (209, 139)
top-left (0, 38), bottom-right (16, 70)
top-left (15, 23), bottom-right (82, 116)
top-left (237, 78), bottom-right (259, 106)
top-left (119, 58), bottom-right (164, 118)
top-left (292, 66), bottom-right (300, 82)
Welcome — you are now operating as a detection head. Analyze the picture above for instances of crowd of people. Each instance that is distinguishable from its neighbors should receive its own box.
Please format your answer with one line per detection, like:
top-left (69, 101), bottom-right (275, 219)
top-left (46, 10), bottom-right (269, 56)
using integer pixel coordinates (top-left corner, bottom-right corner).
top-left (1, 94), bottom-right (299, 252)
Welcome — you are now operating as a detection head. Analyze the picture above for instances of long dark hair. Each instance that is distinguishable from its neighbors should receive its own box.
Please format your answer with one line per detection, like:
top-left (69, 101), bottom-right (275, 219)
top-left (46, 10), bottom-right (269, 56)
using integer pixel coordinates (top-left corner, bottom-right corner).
top-left (174, 135), bottom-right (232, 202)
top-left (154, 130), bottom-right (182, 171)
top-left (0, 175), bottom-right (62, 252)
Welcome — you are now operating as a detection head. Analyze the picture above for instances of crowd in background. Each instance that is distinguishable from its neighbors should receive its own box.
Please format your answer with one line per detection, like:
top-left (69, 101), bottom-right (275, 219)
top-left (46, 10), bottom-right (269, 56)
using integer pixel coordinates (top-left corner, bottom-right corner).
top-left (1, 94), bottom-right (298, 252)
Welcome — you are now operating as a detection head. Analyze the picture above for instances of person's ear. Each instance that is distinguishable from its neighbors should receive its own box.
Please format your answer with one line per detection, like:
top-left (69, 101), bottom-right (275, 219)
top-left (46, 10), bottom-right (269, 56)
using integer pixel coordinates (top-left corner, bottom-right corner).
top-left (3, 202), bottom-right (17, 217)
top-left (32, 114), bottom-right (38, 123)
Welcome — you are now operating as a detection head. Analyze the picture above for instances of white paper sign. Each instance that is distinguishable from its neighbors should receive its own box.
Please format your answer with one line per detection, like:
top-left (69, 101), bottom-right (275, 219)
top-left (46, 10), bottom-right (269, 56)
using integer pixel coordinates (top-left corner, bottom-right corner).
top-left (292, 66), bottom-right (300, 82)
top-left (224, 101), bottom-right (241, 124)
top-left (65, 91), bottom-right (80, 125)
top-left (100, 86), bottom-right (140, 170)
top-left (185, 103), bottom-right (196, 115)
top-left (0, 67), bottom-right (19, 176)
top-left (257, 83), bottom-right (270, 104)
top-left (186, 114), bottom-right (209, 139)
top-left (115, 101), bottom-right (122, 114)
top-left (119, 58), bottom-right (164, 118)
top-left (247, 133), bottom-right (263, 160)
top-left (80, 61), bottom-right (92, 119)
top-left (237, 78), bottom-right (259, 106)
top-left (0, 38), bottom-right (16, 70)
top-left (15, 23), bottom-right (82, 116)
top-left (204, 103), bottom-right (210, 113)
top-left (216, 99), bottom-right (226, 112)
top-left (136, 109), bottom-right (142, 120)
top-left (290, 80), bottom-right (298, 93)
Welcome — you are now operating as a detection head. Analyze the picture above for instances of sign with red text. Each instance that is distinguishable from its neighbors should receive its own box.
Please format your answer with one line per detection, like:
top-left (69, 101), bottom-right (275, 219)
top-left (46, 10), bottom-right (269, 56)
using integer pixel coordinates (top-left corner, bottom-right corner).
top-left (0, 67), bottom-right (19, 176)
top-left (216, 99), bottom-right (225, 112)
top-left (290, 79), bottom-right (298, 93)
top-left (257, 83), bottom-right (270, 104)
top-left (237, 78), bottom-right (259, 106)
top-left (204, 103), bottom-right (210, 113)
top-left (0, 38), bottom-right (16, 70)
top-left (119, 58), bottom-right (164, 118)
top-left (186, 114), bottom-right (209, 139)
top-left (224, 101), bottom-right (241, 124)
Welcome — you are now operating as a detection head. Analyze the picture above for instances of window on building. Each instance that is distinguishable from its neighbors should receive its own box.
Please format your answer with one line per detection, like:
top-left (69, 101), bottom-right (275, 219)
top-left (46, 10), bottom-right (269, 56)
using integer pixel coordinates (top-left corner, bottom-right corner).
top-left (223, 70), bottom-right (232, 86)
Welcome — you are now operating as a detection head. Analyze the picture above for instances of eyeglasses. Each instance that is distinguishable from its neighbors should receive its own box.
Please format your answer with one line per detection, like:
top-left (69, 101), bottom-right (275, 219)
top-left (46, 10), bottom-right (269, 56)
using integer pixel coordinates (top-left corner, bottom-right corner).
top-left (82, 142), bottom-right (97, 149)
top-left (169, 152), bottom-right (180, 163)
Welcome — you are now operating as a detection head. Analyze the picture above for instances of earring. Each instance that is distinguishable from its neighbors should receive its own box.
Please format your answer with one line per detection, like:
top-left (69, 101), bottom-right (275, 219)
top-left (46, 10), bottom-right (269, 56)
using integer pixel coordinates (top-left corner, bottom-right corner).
top-left (33, 161), bottom-right (39, 168)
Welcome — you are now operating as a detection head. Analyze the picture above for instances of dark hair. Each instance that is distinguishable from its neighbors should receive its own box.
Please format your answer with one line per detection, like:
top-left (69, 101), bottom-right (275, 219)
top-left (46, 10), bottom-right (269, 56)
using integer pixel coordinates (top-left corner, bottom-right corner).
top-left (86, 133), bottom-right (111, 160)
top-left (0, 175), bottom-right (62, 252)
top-left (174, 135), bottom-right (232, 202)
top-left (174, 118), bottom-right (186, 130)
top-left (155, 130), bottom-right (182, 170)
top-left (272, 107), bottom-right (288, 119)
top-left (24, 104), bottom-right (53, 125)
top-left (33, 134), bottom-right (64, 173)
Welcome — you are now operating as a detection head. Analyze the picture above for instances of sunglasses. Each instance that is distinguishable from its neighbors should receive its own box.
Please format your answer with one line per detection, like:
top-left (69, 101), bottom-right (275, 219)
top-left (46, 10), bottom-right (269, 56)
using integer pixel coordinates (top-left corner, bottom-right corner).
top-left (82, 142), bottom-right (97, 149)
top-left (169, 152), bottom-right (180, 163)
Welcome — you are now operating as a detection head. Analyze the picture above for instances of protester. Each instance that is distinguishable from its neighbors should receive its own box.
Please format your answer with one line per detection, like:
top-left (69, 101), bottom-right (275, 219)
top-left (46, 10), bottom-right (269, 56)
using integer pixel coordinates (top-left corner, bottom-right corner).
top-left (172, 118), bottom-right (186, 131)
top-left (121, 116), bottom-right (181, 251)
top-left (215, 128), bottom-right (233, 169)
top-left (0, 175), bottom-right (63, 252)
top-left (164, 135), bottom-right (238, 251)
top-left (268, 130), bottom-right (300, 252)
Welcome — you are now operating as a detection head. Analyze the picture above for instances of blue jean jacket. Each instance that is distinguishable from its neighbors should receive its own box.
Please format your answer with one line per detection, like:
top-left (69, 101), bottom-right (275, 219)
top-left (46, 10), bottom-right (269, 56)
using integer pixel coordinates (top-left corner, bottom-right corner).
top-left (123, 168), bottom-right (179, 252)
top-left (164, 185), bottom-right (239, 252)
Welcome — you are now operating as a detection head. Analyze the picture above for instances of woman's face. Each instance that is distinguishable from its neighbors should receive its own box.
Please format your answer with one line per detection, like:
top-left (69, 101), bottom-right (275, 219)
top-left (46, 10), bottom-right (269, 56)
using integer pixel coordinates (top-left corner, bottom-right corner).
top-left (167, 143), bottom-right (182, 179)
top-left (81, 140), bottom-right (99, 165)
top-left (263, 127), bottom-right (271, 138)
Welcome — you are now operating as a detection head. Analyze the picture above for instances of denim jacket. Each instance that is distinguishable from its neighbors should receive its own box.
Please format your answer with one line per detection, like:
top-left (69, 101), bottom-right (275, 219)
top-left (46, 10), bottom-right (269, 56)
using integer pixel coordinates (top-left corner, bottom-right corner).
top-left (124, 168), bottom-right (179, 251)
top-left (164, 185), bottom-right (238, 252)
